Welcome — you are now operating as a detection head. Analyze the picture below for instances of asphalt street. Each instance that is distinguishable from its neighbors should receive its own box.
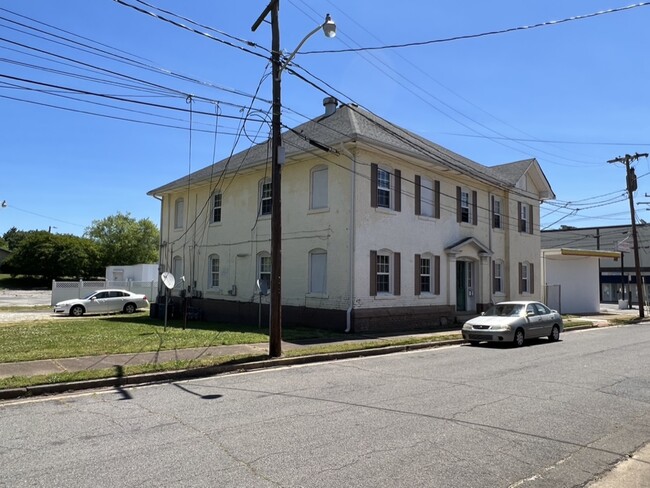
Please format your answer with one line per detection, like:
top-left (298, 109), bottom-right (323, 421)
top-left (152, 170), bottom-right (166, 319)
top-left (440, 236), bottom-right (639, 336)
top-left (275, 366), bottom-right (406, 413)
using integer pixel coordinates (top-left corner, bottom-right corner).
top-left (2, 324), bottom-right (650, 487)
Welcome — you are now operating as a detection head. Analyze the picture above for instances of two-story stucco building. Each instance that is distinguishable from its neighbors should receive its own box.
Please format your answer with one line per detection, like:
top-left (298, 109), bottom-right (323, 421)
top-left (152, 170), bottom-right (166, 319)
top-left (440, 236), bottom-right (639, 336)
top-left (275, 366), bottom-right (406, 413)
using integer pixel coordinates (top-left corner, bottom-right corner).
top-left (148, 98), bottom-right (555, 332)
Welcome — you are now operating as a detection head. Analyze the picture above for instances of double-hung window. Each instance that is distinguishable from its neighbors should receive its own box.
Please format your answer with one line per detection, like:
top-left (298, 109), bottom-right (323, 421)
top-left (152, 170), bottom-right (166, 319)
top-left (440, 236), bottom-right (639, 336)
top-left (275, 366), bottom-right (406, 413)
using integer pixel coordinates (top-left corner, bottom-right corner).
top-left (260, 181), bottom-right (272, 216)
top-left (377, 168), bottom-right (391, 209)
top-left (212, 193), bottom-right (222, 223)
top-left (371, 163), bottom-right (401, 211)
top-left (492, 197), bottom-right (502, 229)
top-left (493, 260), bottom-right (503, 293)
top-left (258, 253), bottom-right (271, 290)
top-left (208, 255), bottom-right (220, 288)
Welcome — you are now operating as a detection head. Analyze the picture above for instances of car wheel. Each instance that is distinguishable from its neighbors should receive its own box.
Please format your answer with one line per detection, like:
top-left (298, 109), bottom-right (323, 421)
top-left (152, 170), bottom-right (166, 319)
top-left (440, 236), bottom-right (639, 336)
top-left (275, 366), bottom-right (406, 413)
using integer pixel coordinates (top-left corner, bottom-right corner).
top-left (513, 328), bottom-right (525, 347)
top-left (70, 305), bottom-right (84, 317)
top-left (123, 303), bottom-right (137, 314)
top-left (548, 325), bottom-right (560, 342)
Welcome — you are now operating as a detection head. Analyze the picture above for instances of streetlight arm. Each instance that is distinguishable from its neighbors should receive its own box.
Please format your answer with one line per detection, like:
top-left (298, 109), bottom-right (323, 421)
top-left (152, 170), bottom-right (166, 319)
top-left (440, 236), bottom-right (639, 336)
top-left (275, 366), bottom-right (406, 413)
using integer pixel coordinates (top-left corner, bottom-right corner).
top-left (280, 14), bottom-right (335, 73)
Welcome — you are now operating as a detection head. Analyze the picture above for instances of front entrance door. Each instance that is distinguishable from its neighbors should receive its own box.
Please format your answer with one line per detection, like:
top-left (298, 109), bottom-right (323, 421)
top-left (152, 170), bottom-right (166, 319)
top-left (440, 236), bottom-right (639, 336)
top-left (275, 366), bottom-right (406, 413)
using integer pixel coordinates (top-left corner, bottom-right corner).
top-left (456, 261), bottom-right (467, 311)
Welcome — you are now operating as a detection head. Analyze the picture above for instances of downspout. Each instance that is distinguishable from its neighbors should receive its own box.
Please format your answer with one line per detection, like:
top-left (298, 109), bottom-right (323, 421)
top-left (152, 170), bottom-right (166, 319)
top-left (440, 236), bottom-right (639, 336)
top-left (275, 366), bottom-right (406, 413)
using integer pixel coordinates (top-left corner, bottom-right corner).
top-left (154, 194), bottom-right (164, 300)
top-left (342, 144), bottom-right (356, 333)
top-left (488, 192), bottom-right (493, 304)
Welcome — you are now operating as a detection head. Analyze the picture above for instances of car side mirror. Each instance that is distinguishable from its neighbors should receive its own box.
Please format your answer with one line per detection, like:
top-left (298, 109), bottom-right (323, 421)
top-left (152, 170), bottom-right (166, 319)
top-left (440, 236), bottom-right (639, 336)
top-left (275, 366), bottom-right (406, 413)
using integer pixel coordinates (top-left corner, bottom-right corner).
top-left (480, 312), bottom-right (486, 316)
top-left (526, 311), bottom-right (534, 317)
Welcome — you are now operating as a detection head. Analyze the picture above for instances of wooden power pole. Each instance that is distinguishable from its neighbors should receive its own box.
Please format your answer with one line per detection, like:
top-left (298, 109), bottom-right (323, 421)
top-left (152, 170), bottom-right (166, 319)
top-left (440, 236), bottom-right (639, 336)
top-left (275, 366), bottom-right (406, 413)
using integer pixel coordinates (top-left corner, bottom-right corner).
top-left (608, 152), bottom-right (649, 318)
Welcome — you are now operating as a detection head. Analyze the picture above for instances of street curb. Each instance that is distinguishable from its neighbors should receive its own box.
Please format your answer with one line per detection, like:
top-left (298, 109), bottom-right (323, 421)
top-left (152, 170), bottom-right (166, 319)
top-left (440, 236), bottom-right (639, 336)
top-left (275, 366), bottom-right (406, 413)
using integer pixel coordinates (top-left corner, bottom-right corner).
top-left (0, 339), bottom-right (466, 401)
top-left (0, 323), bottom-right (610, 402)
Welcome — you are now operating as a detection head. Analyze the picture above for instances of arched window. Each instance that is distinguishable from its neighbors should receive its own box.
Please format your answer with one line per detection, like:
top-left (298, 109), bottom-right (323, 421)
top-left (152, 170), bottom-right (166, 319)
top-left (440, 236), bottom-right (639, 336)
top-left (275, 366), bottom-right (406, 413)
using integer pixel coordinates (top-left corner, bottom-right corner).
top-left (310, 165), bottom-right (328, 209)
top-left (208, 254), bottom-right (220, 289)
top-left (257, 251), bottom-right (271, 291)
top-left (174, 197), bottom-right (184, 229)
top-left (309, 249), bottom-right (327, 293)
top-left (172, 256), bottom-right (183, 285)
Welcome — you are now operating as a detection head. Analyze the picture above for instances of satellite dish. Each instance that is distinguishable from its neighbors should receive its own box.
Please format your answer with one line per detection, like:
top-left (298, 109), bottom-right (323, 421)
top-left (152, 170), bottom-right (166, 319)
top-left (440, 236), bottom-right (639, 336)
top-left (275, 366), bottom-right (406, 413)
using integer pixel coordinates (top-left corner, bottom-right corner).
top-left (256, 279), bottom-right (269, 296)
top-left (161, 272), bottom-right (176, 290)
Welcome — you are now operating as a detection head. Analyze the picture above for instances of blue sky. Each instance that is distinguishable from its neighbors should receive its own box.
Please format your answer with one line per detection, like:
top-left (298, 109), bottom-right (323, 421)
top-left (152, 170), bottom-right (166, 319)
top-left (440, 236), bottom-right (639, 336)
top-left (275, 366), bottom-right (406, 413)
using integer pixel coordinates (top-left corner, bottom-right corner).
top-left (1, 0), bottom-right (649, 238)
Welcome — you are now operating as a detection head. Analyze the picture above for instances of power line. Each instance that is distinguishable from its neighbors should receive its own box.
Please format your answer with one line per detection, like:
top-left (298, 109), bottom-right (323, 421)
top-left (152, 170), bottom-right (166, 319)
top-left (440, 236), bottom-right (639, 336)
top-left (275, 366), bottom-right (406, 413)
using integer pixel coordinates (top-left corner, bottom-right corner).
top-left (302, 2), bottom-right (650, 54)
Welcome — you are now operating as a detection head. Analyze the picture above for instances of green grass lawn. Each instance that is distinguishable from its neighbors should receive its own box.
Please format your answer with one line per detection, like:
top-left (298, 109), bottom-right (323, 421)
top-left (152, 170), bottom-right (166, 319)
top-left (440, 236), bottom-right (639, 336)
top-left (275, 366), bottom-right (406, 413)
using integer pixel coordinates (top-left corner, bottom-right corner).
top-left (0, 312), bottom-right (345, 363)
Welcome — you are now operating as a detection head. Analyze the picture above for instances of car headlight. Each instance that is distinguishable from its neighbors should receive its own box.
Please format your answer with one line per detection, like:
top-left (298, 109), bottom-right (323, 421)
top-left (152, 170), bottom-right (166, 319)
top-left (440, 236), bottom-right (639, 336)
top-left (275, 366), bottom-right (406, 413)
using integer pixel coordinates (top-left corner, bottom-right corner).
top-left (490, 324), bottom-right (511, 331)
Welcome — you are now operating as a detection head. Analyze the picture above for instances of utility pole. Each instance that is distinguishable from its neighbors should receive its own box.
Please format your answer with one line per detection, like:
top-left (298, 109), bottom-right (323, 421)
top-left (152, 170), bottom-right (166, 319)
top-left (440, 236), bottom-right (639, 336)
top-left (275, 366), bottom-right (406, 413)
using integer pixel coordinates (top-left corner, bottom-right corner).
top-left (252, 0), bottom-right (283, 358)
top-left (608, 152), bottom-right (649, 318)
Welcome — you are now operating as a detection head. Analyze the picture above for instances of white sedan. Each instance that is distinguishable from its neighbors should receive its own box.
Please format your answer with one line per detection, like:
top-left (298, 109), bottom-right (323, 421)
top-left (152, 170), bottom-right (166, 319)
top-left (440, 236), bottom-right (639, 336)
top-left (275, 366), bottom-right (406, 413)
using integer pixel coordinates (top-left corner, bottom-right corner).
top-left (54, 289), bottom-right (149, 317)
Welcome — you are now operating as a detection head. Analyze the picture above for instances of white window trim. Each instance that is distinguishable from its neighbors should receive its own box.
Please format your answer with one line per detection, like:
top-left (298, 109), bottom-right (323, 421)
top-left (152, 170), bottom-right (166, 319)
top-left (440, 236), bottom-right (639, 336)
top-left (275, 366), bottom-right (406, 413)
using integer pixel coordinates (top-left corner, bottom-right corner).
top-left (493, 197), bottom-right (502, 229)
top-left (420, 177), bottom-right (435, 218)
top-left (257, 252), bottom-right (271, 291)
top-left (377, 167), bottom-right (392, 210)
top-left (208, 254), bottom-right (220, 289)
top-left (494, 259), bottom-right (505, 295)
top-left (310, 165), bottom-right (329, 211)
top-left (376, 250), bottom-right (393, 295)
top-left (521, 261), bottom-right (530, 293)
top-left (211, 192), bottom-right (222, 224)
top-left (174, 198), bottom-right (184, 229)
top-left (308, 248), bottom-right (327, 295)
top-left (460, 190), bottom-right (471, 224)
top-left (419, 253), bottom-right (433, 295)
top-left (520, 204), bottom-right (530, 233)
top-left (259, 179), bottom-right (272, 217)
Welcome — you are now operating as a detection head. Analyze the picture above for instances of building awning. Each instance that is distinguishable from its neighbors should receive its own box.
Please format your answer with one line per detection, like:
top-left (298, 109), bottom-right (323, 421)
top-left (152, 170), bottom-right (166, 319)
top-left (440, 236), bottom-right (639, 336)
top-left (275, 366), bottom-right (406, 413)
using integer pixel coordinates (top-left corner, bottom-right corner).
top-left (542, 248), bottom-right (621, 261)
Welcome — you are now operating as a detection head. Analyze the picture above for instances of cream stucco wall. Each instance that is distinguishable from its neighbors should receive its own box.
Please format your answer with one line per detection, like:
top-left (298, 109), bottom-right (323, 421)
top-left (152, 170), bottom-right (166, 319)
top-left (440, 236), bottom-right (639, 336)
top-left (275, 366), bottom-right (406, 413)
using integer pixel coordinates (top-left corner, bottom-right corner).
top-left (154, 144), bottom-right (547, 315)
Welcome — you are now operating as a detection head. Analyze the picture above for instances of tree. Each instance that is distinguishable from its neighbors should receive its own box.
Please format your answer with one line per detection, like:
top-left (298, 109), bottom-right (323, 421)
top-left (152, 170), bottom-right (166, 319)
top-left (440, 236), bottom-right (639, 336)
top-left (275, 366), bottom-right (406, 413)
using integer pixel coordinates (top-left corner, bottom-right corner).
top-left (85, 212), bottom-right (159, 266)
top-left (1, 231), bottom-right (102, 280)
top-left (2, 227), bottom-right (28, 251)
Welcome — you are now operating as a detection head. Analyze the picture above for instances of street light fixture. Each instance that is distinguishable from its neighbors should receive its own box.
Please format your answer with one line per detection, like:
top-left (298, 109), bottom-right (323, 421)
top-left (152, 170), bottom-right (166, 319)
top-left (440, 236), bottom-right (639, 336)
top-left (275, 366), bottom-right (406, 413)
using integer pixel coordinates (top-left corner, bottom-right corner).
top-left (252, 2), bottom-right (336, 358)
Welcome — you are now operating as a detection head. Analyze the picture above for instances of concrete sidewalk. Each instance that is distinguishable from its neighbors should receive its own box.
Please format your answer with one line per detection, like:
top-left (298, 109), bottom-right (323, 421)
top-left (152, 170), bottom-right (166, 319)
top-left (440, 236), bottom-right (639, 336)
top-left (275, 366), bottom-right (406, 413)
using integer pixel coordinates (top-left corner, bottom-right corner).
top-left (0, 330), bottom-right (462, 381)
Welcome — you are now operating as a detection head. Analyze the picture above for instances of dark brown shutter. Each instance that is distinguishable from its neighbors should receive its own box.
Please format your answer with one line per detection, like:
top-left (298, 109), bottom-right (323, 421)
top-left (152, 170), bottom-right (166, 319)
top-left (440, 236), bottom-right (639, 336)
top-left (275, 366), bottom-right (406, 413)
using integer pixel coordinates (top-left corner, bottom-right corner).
top-left (370, 250), bottom-right (377, 296)
top-left (394, 169), bottom-right (401, 212)
top-left (434, 255), bottom-right (441, 295)
top-left (529, 204), bottom-right (534, 234)
top-left (414, 175), bottom-right (421, 216)
top-left (518, 201), bottom-right (523, 232)
top-left (370, 163), bottom-right (378, 208)
top-left (434, 180), bottom-right (440, 219)
top-left (456, 186), bottom-right (462, 223)
top-left (530, 263), bottom-right (535, 294)
top-left (414, 254), bottom-right (421, 295)
top-left (472, 190), bottom-right (478, 226)
top-left (491, 195), bottom-right (496, 228)
top-left (518, 262), bottom-right (523, 294)
top-left (394, 252), bottom-right (401, 296)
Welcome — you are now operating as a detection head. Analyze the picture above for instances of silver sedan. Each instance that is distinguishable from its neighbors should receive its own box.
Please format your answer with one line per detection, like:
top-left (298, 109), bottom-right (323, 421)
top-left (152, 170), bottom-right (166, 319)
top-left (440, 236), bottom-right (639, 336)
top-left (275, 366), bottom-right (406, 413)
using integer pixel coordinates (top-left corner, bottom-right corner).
top-left (53, 289), bottom-right (149, 317)
top-left (462, 301), bottom-right (563, 347)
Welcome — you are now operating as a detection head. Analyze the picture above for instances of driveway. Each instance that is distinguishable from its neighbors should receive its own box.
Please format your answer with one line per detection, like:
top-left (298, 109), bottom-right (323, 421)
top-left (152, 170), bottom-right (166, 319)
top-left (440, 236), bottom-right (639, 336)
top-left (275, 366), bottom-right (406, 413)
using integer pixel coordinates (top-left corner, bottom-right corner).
top-left (0, 289), bottom-right (53, 323)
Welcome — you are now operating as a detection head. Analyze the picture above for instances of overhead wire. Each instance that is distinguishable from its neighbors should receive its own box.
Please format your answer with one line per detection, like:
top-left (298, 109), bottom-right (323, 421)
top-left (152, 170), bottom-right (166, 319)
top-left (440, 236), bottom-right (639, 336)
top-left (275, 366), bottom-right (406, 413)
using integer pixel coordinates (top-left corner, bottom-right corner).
top-left (301, 2), bottom-right (650, 55)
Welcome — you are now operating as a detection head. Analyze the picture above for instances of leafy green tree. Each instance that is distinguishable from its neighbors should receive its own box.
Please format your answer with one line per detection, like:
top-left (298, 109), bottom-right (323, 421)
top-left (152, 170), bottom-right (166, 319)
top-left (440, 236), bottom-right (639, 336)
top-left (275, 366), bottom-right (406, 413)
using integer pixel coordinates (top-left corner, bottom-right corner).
top-left (85, 212), bottom-right (159, 266)
top-left (0, 236), bottom-right (7, 250)
top-left (2, 227), bottom-right (28, 251)
top-left (1, 231), bottom-right (102, 280)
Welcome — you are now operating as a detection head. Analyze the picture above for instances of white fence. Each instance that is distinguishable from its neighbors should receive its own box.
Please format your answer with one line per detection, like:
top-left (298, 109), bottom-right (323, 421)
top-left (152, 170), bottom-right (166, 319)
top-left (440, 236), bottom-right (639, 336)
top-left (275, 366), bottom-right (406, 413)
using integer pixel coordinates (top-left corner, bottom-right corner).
top-left (51, 280), bottom-right (158, 306)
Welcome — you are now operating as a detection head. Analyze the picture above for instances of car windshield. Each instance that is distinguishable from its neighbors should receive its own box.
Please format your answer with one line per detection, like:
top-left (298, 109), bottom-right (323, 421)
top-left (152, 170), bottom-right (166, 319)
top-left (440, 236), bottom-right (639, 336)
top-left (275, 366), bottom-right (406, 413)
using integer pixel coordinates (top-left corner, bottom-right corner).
top-left (83, 292), bottom-right (98, 300)
top-left (484, 304), bottom-right (524, 317)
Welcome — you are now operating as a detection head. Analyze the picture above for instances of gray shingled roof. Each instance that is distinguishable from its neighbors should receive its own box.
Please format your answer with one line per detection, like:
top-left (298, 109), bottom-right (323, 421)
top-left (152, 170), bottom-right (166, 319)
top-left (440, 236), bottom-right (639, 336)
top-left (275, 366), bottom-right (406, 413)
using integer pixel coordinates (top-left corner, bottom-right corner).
top-left (148, 103), bottom-right (548, 196)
